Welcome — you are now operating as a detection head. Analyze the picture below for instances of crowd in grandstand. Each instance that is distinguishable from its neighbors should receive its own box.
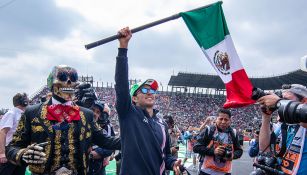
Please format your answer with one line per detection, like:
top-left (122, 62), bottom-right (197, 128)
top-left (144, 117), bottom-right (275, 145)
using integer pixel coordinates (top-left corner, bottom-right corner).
top-left (21, 85), bottom-right (264, 135)
top-left (98, 87), bottom-right (263, 135)
top-left (0, 82), bottom-right (267, 175)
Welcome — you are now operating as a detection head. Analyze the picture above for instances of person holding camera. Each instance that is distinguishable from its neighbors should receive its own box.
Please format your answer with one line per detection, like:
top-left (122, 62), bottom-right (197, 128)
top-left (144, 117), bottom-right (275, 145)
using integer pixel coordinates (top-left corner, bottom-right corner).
top-left (249, 128), bottom-right (260, 158)
top-left (5, 65), bottom-right (120, 175)
top-left (258, 84), bottom-right (307, 175)
top-left (194, 108), bottom-right (243, 175)
top-left (0, 93), bottom-right (28, 175)
top-left (115, 27), bottom-right (181, 175)
top-left (89, 102), bottom-right (115, 175)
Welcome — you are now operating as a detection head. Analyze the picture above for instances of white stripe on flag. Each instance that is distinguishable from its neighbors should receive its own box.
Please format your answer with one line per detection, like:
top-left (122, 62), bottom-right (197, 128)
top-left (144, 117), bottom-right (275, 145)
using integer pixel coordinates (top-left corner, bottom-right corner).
top-left (202, 35), bottom-right (243, 83)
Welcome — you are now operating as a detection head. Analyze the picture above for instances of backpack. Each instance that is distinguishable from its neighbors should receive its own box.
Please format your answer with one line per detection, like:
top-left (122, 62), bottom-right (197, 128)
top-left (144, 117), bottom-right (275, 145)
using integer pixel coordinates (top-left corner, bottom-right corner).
top-left (206, 125), bottom-right (237, 145)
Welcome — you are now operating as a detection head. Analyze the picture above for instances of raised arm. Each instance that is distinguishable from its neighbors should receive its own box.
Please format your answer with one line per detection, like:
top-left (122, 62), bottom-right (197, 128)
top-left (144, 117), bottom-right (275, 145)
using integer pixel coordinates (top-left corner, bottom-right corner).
top-left (115, 27), bottom-right (133, 116)
top-left (259, 112), bottom-right (272, 152)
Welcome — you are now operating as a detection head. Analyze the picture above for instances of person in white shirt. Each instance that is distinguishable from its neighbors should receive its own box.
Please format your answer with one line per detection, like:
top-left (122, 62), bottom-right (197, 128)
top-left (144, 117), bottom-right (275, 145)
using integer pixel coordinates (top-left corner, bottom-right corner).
top-left (0, 92), bottom-right (28, 175)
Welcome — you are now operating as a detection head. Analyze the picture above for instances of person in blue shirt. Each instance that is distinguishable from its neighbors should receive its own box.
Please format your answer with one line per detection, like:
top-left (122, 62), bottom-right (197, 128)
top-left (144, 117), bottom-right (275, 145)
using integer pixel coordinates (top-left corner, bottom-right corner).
top-left (114, 27), bottom-right (181, 175)
top-left (258, 84), bottom-right (307, 175)
top-left (248, 130), bottom-right (259, 158)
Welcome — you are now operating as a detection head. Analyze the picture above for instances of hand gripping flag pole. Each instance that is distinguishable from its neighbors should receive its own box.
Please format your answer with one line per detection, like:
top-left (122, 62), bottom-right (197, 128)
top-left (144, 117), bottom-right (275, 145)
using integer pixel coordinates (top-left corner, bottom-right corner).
top-left (84, 1), bottom-right (221, 50)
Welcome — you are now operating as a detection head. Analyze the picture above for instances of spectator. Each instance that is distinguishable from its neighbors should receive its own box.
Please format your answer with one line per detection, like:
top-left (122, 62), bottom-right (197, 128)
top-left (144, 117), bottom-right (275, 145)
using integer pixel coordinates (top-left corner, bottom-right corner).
top-left (183, 126), bottom-right (198, 169)
top-left (165, 115), bottom-right (181, 175)
top-left (248, 130), bottom-right (260, 158)
top-left (258, 84), bottom-right (307, 175)
top-left (0, 93), bottom-right (29, 175)
top-left (89, 102), bottom-right (115, 175)
top-left (194, 108), bottom-right (243, 175)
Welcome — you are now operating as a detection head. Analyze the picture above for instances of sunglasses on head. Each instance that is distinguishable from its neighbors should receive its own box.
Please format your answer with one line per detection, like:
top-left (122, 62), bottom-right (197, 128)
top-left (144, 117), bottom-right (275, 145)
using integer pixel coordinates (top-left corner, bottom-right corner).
top-left (57, 70), bottom-right (78, 82)
top-left (139, 87), bottom-right (156, 95)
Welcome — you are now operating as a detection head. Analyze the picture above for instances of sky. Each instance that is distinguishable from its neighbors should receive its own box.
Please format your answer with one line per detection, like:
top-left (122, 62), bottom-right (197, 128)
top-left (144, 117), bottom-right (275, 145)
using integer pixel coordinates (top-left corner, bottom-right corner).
top-left (0, 0), bottom-right (306, 108)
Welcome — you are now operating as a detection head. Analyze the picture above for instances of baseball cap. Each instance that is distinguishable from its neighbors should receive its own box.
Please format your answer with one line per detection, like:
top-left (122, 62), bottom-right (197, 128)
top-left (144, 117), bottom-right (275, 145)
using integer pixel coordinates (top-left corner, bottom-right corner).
top-left (92, 101), bottom-right (105, 112)
top-left (129, 79), bottom-right (158, 97)
top-left (288, 84), bottom-right (307, 98)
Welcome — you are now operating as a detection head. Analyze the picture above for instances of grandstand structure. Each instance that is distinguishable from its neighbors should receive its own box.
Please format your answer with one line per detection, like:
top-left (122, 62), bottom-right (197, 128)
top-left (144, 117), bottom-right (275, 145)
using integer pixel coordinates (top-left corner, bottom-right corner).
top-left (28, 69), bottom-right (307, 134)
top-left (168, 69), bottom-right (307, 95)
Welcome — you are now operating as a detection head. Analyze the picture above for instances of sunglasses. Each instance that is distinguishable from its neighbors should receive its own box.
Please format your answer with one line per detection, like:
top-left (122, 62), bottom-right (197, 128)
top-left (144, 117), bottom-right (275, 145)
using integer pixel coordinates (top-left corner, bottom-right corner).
top-left (57, 70), bottom-right (78, 82)
top-left (139, 88), bottom-right (156, 95)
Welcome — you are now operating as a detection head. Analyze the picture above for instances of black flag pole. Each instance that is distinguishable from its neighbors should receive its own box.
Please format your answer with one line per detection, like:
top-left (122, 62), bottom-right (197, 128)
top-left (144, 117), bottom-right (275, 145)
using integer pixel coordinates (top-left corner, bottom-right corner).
top-left (84, 1), bottom-right (221, 50)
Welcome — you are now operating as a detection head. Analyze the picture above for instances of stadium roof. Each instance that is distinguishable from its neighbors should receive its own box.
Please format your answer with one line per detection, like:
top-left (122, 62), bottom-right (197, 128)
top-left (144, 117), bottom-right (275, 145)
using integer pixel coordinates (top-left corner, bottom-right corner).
top-left (168, 70), bottom-right (307, 90)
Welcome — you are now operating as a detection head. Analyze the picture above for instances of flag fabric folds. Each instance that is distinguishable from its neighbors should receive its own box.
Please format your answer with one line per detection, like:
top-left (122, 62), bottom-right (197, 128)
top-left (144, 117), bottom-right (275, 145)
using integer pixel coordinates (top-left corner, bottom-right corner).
top-left (180, 1), bottom-right (255, 108)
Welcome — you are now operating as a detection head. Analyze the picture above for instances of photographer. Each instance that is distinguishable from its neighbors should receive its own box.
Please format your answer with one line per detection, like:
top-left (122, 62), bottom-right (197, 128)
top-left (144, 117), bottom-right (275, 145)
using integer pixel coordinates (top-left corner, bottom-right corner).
top-left (165, 115), bottom-right (181, 175)
top-left (249, 129), bottom-right (260, 158)
top-left (258, 84), bottom-right (307, 175)
top-left (194, 108), bottom-right (243, 175)
top-left (89, 102), bottom-right (115, 175)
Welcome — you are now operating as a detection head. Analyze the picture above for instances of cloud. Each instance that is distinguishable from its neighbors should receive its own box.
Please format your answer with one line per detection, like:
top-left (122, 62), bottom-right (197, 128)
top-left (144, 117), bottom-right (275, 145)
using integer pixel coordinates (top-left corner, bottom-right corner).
top-left (0, 0), bottom-right (85, 108)
top-left (224, 0), bottom-right (307, 75)
top-left (0, 0), bottom-right (84, 57)
top-left (0, 0), bottom-right (306, 108)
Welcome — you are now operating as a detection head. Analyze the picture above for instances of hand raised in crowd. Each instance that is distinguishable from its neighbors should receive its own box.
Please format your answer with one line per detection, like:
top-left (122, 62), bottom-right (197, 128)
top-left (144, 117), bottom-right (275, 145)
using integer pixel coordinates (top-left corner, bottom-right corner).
top-left (257, 93), bottom-right (281, 107)
top-left (172, 159), bottom-right (182, 175)
top-left (118, 27), bottom-right (132, 48)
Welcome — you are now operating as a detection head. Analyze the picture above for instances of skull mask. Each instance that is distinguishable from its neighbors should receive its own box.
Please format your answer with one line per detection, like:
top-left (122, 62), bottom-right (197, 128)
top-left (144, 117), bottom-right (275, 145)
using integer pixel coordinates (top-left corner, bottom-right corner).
top-left (47, 65), bottom-right (79, 101)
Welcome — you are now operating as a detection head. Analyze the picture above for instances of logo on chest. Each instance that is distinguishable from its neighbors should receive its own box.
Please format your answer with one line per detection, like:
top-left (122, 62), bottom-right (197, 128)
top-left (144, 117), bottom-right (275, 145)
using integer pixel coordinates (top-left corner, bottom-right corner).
top-left (143, 117), bottom-right (148, 124)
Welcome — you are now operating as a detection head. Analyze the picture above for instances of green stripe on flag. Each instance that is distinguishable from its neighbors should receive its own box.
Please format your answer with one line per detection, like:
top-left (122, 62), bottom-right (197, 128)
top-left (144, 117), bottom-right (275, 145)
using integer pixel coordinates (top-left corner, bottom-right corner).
top-left (180, 1), bottom-right (229, 49)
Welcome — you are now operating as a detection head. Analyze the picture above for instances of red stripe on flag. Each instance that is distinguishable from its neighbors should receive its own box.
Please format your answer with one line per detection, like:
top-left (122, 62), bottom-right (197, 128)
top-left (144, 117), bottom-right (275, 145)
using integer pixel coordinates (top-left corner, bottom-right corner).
top-left (223, 69), bottom-right (255, 108)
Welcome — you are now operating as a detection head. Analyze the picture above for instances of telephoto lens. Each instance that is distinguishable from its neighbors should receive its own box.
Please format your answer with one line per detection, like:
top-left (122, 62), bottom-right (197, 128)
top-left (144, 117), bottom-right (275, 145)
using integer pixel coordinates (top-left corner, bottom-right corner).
top-left (277, 100), bottom-right (307, 124)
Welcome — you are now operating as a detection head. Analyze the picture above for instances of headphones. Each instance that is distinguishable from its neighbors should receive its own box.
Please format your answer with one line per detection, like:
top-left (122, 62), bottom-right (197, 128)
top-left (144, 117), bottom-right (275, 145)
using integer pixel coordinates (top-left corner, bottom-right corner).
top-left (19, 93), bottom-right (29, 107)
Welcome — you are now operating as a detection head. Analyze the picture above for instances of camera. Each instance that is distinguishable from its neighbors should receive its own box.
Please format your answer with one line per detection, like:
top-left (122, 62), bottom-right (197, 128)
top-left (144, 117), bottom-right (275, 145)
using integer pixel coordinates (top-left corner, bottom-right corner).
top-left (277, 100), bottom-right (307, 124)
top-left (250, 154), bottom-right (285, 175)
top-left (81, 97), bottom-right (96, 108)
top-left (251, 87), bottom-right (283, 114)
top-left (251, 87), bottom-right (283, 101)
top-left (75, 83), bottom-right (97, 108)
top-left (97, 112), bottom-right (109, 125)
top-left (224, 145), bottom-right (232, 159)
top-left (215, 145), bottom-right (232, 163)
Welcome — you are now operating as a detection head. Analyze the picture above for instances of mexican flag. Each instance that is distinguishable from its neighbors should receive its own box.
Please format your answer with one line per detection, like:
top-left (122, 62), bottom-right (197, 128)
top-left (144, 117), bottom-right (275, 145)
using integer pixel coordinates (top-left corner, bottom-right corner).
top-left (180, 1), bottom-right (255, 108)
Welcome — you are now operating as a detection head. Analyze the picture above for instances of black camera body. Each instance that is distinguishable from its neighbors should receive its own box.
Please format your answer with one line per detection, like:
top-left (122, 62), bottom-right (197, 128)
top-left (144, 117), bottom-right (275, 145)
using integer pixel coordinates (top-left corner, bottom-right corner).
top-left (251, 87), bottom-right (283, 101)
top-left (251, 87), bottom-right (283, 115)
top-left (224, 145), bottom-right (232, 159)
top-left (250, 154), bottom-right (285, 175)
top-left (215, 145), bottom-right (232, 163)
top-left (97, 112), bottom-right (109, 125)
top-left (75, 83), bottom-right (97, 108)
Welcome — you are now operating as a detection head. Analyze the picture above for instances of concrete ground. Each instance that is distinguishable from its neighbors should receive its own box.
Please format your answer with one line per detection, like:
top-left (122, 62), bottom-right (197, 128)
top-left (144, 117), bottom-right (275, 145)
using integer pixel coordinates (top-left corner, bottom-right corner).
top-left (184, 141), bottom-right (253, 175)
